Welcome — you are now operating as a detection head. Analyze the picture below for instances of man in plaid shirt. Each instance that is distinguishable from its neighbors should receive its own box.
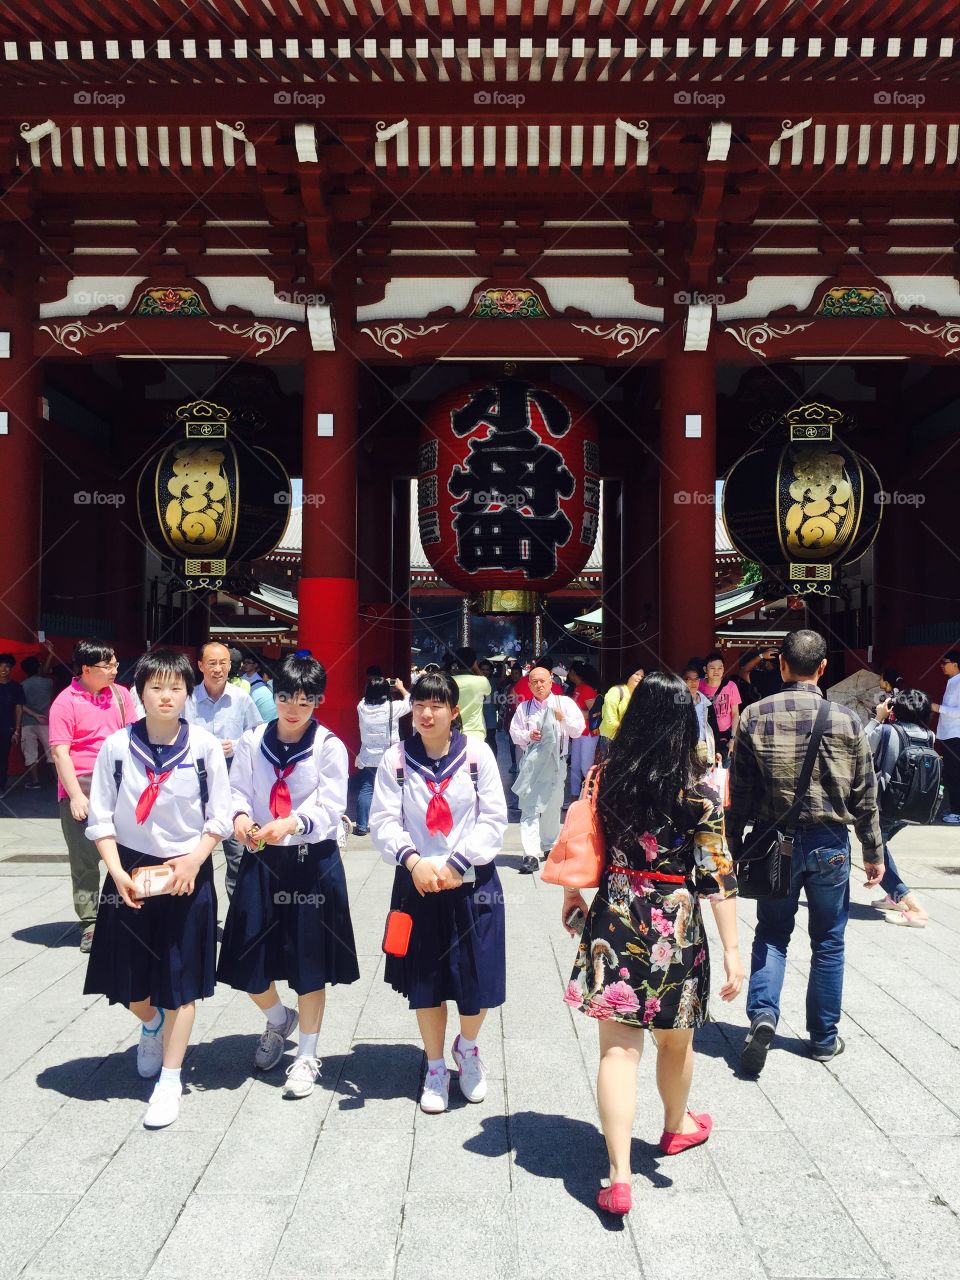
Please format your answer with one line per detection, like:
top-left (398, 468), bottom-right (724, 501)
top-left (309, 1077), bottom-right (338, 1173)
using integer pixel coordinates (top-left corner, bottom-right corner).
top-left (728, 629), bottom-right (883, 1074)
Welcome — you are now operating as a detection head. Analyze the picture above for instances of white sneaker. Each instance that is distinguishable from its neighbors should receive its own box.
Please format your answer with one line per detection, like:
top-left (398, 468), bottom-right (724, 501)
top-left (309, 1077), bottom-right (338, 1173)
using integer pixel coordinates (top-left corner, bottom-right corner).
top-left (143, 1081), bottom-right (181, 1129)
top-left (943, 813), bottom-right (960, 825)
top-left (452, 1035), bottom-right (487, 1103)
top-left (136, 1011), bottom-right (165, 1078)
top-left (254, 1006), bottom-right (299, 1071)
top-left (283, 1055), bottom-right (321, 1098)
top-left (419, 1064), bottom-right (450, 1114)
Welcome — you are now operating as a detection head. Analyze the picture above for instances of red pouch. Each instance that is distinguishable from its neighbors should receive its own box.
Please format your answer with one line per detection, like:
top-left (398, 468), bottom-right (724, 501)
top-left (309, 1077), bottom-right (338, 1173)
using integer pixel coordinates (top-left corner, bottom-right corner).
top-left (382, 909), bottom-right (413, 957)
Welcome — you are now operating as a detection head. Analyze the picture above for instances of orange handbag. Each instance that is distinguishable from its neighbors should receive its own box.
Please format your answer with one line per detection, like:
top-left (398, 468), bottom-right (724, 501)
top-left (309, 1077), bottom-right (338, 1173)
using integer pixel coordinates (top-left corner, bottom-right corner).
top-left (540, 765), bottom-right (606, 888)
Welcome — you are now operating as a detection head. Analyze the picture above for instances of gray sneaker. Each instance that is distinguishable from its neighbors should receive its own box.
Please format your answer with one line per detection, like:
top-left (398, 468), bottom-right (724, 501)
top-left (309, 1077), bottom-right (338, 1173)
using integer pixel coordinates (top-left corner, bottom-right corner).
top-left (811, 1036), bottom-right (845, 1062)
top-left (254, 1006), bottom-right (299, 1071)
top-left (741, 1013), bottom-right (776, 1076)
top-left (79, 926), bottom-right (95, 954)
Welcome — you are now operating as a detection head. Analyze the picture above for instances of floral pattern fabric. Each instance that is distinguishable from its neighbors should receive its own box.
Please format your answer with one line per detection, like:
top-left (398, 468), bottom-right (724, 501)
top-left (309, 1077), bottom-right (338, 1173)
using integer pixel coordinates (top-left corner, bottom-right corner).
top-left (565, 779), bottom-right (737, 1029)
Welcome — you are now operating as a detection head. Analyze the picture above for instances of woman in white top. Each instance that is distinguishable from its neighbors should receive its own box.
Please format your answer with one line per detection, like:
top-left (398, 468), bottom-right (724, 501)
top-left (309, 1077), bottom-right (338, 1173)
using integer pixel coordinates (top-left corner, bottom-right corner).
top-left (370, 671), bottom-right (507, 1115)
top-left (217, 655), bottom-right (360, 1100)
top-left (83, 651), bottom-right (233, 1130)
top-left (355, 676), bottom-right (410, 835)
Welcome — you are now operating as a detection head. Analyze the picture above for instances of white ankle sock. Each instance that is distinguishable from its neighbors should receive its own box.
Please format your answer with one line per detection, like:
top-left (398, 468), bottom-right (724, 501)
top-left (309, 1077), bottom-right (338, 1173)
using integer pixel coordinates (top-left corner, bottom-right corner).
top-left (298, 1031), bottom-right (319, 1059)
top-left (427, 1057), bottom-right (446, 1074)
top-left (143, 1009), bottom-right (163, 1033)
top-left (457, 1035), bottom-right (477, 1054)
top-left (158, 1067), bottom-right (181, 1088)
top-left (265, 1000), bottom-right (287, 1028)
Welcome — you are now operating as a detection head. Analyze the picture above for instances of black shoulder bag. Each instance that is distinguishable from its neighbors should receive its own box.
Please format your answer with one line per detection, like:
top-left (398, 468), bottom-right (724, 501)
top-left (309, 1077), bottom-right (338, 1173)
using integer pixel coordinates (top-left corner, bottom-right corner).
top-left (735, 699), bottom-right (828, 900)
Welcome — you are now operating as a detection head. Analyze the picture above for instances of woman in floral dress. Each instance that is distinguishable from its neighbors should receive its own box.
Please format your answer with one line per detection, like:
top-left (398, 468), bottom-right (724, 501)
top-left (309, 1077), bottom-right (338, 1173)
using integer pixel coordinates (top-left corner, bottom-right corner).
top-left (560, 671), bottom-right (744, 1216)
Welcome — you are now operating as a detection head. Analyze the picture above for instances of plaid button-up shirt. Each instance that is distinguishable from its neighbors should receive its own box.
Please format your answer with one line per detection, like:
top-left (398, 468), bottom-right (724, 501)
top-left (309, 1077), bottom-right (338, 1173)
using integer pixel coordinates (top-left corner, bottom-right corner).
top-left (727, 682), bottom-right (883, 863)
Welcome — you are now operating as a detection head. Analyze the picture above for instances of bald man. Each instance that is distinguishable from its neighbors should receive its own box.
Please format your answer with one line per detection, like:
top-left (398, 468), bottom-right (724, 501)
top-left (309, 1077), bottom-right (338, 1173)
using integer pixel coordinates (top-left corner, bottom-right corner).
top-left (509, 665), bottom-right (586, 873)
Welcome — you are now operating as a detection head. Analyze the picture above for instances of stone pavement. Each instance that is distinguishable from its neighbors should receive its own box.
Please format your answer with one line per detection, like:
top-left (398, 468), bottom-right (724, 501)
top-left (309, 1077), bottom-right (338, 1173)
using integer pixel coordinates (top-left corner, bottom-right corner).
top-left (1, 779), bottom-right (960, 1280)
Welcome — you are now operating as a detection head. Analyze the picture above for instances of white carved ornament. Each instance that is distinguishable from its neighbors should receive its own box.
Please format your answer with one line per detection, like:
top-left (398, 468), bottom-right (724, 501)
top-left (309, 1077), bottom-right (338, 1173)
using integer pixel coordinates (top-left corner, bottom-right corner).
top-left (208, 321), bottom-right (297, 355)
top-left (900, 320), bottom-right (960, 355)
top-left (571, 323), bottom-right (660, 356)
top-left (359, 322), bottom-right (448, 357)
top-left (724, 321), bottom-right (814, 357)
top-left (38, 320), bottom-right (125, 353)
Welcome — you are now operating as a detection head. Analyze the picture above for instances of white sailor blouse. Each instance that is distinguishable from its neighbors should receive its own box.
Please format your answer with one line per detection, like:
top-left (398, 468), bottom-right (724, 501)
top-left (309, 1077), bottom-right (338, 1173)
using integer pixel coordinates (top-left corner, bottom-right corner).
top-left (230, 720), bottom-right (348, 844)
top-left (369, 730), bottom-right (507, 874)
top-left (86, 720), bottom-right (233, 858)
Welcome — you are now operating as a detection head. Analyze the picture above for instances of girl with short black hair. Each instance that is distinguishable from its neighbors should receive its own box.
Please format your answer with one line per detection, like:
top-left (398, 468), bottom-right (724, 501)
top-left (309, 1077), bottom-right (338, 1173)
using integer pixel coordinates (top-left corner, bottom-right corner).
top-left (217, 654), bottom-right (359, 1099)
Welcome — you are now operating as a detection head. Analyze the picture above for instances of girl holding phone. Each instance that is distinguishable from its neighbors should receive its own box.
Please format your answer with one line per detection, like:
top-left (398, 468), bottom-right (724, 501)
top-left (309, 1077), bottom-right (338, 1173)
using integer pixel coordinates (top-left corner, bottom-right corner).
top-left (369, 671), bottom-right (507, 1114)
top-left (83, 651), bottom-right (233, 1130)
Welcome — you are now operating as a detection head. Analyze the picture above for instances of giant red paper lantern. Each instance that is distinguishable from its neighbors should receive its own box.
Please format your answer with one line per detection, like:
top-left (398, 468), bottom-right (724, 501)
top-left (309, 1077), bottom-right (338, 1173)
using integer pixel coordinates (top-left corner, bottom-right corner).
top-left (417, 378), bottom-right (600, 602)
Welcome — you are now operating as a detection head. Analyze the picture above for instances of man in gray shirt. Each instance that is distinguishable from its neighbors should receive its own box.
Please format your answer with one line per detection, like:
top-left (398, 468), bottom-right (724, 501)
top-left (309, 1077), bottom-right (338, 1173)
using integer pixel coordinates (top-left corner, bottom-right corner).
top-left (185, 641), bottom-right (262, 898)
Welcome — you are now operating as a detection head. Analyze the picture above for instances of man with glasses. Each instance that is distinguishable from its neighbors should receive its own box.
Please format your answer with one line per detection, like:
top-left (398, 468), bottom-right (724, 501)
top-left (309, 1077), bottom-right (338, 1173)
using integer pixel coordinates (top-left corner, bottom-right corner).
top-left (49, 639), bottom-right (139, 951)
top-left (932, 651), bottom-right (960, 823)
top-left (185, 641), bottom-right (263, 897)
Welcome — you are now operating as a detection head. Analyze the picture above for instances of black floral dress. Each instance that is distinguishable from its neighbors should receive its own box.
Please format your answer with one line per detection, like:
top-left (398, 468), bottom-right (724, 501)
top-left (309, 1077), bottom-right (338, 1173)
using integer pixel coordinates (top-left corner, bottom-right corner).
top-left (564, 779), bottom-right (737, 1029)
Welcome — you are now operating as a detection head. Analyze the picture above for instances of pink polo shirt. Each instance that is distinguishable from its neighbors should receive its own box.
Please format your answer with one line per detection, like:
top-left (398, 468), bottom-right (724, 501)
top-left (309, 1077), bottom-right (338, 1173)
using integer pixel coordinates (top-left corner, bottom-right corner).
top-left (48, 679), bottom-right (138, 799)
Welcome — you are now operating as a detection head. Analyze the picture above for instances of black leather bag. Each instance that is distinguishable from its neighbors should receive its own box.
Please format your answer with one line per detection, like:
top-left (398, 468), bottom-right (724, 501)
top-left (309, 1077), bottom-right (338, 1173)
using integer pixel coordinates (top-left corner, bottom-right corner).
top-left (735, 700), bottom-right (828, 900)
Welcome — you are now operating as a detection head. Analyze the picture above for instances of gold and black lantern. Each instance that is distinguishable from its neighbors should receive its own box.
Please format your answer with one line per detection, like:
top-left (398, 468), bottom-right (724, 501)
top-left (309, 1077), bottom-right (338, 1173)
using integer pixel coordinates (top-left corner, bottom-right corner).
top-left (138, 398), bottom-right (291, 589)
top-left (722, 402), bottom-right (883, 596)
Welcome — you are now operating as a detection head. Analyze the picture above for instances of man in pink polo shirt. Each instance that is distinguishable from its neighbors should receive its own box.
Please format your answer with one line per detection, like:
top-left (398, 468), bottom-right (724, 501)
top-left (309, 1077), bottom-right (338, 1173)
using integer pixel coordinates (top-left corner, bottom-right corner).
top-left (49, 639), bottom-right (139, 952)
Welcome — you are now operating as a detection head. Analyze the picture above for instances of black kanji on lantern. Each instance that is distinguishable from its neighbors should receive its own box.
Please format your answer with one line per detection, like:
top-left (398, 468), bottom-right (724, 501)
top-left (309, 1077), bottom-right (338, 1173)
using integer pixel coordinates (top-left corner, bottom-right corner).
top-left (447, 380), bottom-right (575, 579)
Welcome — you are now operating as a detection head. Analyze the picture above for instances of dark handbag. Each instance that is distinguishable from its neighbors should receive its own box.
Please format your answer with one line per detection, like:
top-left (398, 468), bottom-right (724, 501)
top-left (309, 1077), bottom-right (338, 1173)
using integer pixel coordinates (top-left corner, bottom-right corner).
top-left (735, 700), bottom-right (828, 900)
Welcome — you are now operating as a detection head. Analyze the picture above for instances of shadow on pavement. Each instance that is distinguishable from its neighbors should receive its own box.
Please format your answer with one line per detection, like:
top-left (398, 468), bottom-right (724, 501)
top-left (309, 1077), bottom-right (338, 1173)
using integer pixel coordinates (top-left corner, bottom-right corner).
top-left (12, 921), bottom-right (79, 949)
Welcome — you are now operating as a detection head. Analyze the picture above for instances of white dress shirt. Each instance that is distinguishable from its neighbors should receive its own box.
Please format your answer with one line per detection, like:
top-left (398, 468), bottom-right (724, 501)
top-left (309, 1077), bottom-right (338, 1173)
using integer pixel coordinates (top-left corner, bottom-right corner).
top-left (937, 672), bottom-right (960, 742)
top-left (508, 694), bottom-right (586, 758)
top-left (369, 733), bottom-right (507, 872)
top-left (356, 695), bottom-right (411, 768)
top-left (185, 681), bottom-right (262, 748)
top-left (230, 722), bottom-right (348, 844)
top-left (86, 724), bottom-right (233, 857)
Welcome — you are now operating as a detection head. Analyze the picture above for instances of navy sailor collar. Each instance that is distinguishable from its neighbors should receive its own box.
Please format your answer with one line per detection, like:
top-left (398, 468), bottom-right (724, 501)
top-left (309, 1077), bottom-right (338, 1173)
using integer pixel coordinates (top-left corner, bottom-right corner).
top-left (260, 718), bottom-right (319, 770)
top-left (129, 718), bottom-right (191, 773)
top-left (404, 729), bottom-right (468, 782)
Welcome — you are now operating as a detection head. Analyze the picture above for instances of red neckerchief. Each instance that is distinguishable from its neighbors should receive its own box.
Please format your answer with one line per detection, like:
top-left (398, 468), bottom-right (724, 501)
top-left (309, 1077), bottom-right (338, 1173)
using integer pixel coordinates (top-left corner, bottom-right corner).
top-left (135, 768), bottom-right (173, 824)
top-left (269, 764), bottom-right (295, 819)
top-left (424, 776), bottom-right (454, 836)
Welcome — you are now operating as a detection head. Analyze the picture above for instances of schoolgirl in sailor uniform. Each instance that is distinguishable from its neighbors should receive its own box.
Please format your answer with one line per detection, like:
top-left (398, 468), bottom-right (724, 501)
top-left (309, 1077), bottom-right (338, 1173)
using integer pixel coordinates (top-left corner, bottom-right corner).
top-left (83, 650), bottom-right (233, 1130)
top-left (217, 655), bottom-right (359, 1099)
top-left (369, 670), bottom-right (507, 1114)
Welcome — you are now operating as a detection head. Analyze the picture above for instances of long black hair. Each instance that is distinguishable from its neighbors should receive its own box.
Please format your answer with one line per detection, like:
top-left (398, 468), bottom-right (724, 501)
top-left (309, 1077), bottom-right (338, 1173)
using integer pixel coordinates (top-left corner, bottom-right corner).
top-left (598, 669), bottom-right (705, 842)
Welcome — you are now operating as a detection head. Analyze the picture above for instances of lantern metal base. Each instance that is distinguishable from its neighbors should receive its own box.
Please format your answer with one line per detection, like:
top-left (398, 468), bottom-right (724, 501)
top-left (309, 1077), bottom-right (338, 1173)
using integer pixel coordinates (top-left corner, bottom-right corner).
top-left (475, 589), bottom-right (541, 615)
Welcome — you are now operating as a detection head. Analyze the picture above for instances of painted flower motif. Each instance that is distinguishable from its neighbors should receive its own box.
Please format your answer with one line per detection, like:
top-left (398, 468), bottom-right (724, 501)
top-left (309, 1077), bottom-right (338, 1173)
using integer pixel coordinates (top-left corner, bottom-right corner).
top-left (619, 967), bottom-right (630, 978)
top-left (639, 832), bottom-right (659, 863)
top-left (497, 289), bottom-right (522, 313)
top-left (694, 947), bottom-right (706, 968)
top-left (643, 996), bottom-right (661, 1023)
top-left (602, 981), bottom-right (640, 1015)
top-left (585, 990), bottom-right (614, 1019)
top-left (562, 981), bottom-right (585, 1009)
top-left (650, 907), bottom-right (674, 937)
top-left (650, 938), bottom-right (673, 970)
top-left (157, 288), bottom-right (183, 313)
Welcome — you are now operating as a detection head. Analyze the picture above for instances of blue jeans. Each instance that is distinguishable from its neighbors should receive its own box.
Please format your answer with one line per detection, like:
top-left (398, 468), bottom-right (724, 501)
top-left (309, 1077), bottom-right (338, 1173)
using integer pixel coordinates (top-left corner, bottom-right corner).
top-left (879, 819), bottom-right (909, 902)
top-left (356, 766), bottom-right (376, 831)
top-left (746, 822), bottom-right (851, 1050)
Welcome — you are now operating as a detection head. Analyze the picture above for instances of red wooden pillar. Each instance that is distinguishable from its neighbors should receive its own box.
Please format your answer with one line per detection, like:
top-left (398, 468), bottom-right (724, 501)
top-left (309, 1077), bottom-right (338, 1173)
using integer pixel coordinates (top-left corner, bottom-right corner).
top-left (299, 344), bottom-right (359, 749)
top-left (600, 478), bottom-right (623, 686)
top-left (391, 476), bottom-right (413, 679)
top-left (0, 231), bottom-right (42, 642)
top-left (357, 460), bottom-right (395, 679)
top-left (622, 461), bottom-right (661, 672)
top-left (658, 325), bottom-right (717, 671)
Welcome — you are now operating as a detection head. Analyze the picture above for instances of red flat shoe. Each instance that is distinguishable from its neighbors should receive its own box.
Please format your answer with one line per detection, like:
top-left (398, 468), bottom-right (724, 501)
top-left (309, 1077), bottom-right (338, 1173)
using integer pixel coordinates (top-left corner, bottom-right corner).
top-left (660, 1111), bottom-right (713, 1155)
top-left (596, 1182), bottom-right (632, 1215)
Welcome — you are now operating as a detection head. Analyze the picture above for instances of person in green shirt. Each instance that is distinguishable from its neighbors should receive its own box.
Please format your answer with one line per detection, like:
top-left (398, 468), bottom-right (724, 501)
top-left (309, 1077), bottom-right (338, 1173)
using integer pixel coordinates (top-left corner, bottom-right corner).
top-left (596, 667), bottom-right (645, 760)
top-left (446, 647), bottom-right (492, 741)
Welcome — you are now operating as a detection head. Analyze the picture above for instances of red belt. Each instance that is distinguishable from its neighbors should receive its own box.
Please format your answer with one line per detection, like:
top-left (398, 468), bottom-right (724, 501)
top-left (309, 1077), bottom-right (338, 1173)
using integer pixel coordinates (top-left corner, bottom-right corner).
top-left (622, 868), bottom-right (686, 884)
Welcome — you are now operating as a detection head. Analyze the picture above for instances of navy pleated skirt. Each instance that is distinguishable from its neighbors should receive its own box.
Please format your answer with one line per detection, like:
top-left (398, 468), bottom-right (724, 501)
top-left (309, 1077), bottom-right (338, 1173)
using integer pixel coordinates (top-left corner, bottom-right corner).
top-left (83, 844), bottom-right (217, 1009)
top-left (384, 861), bottom-right (506, 1015)
top-left (217, 839), bottom-right (360, 995)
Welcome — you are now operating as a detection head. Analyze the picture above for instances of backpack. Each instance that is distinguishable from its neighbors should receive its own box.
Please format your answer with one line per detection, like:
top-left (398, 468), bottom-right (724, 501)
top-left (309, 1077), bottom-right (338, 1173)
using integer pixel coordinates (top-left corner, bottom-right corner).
top-left (876, 722), bottom-right (942, 825)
